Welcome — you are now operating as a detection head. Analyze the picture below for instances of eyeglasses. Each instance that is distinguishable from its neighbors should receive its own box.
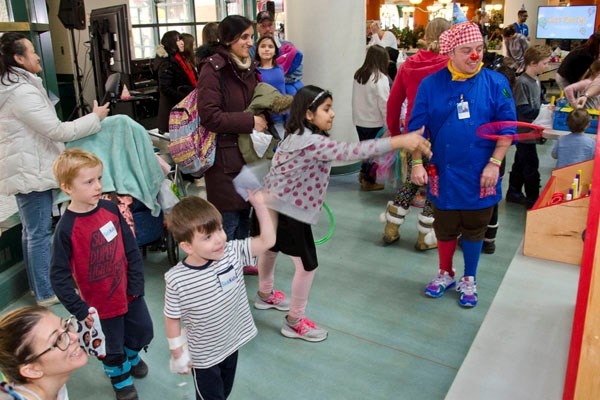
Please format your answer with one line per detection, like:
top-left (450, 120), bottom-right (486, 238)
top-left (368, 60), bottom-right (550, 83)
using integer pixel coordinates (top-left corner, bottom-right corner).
top-left (25, 316), bottom-right (78, 363)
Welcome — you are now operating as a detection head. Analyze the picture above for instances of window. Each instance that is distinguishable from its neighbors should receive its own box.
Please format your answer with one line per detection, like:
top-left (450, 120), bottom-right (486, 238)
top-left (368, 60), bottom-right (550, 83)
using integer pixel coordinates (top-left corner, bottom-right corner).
top-left (0, 0), bottom-right (11, 23)
top-left (129, 0), bottom-right (248, 60)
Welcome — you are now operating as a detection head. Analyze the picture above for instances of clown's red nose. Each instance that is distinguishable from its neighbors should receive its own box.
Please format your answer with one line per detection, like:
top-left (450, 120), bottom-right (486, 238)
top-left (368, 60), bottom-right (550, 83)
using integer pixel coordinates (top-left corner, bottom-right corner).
top-left (470, 52), bottom-right (479, 60)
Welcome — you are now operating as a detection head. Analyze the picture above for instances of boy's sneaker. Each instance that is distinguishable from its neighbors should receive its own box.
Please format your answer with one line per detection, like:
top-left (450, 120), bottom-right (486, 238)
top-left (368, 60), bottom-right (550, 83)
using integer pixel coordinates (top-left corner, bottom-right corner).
top-left (254, 290), bottom-right (290, 311)
top-left (129, 358), bottom-right (148, 379)
top-left (424, 271), bottom-right (456, 298)
top-left (115, 385), bottom-right (138, 400)
top-left (456, 276), bottom-right (478, 308)
top-left (281, 316), bottom-right (328, 342)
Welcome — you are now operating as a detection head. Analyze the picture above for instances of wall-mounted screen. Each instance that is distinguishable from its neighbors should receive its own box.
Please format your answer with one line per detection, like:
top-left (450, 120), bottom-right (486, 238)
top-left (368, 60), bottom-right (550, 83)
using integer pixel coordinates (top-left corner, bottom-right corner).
top-left (536, 6), bottom-right (597, 40)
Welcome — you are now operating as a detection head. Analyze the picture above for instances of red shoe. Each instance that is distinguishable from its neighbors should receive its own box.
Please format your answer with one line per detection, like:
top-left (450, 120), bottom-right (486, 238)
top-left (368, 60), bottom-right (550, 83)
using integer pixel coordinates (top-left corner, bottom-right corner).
top-left (243, 265), bottom-right (258, 275)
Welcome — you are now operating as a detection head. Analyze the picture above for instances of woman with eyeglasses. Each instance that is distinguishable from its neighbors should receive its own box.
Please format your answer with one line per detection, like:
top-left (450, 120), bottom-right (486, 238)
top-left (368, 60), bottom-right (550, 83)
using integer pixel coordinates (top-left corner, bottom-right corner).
top-left (153, 30), bottom-right (198, 133)
top-left (0, 306), bottom-right (86, 400)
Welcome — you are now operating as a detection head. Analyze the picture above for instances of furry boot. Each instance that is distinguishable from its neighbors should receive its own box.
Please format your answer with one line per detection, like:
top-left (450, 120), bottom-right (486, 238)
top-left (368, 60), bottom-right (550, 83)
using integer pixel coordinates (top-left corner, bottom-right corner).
top-left (415, 213), bottom-right (437, 251)
top-left (379, 201), bottom-right (409, 244)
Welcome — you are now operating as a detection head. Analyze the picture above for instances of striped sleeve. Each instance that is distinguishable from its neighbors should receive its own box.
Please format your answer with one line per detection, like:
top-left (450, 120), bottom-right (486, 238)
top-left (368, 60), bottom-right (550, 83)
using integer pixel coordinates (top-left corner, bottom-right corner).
top-left (164, 264), bottom-right (183, 319)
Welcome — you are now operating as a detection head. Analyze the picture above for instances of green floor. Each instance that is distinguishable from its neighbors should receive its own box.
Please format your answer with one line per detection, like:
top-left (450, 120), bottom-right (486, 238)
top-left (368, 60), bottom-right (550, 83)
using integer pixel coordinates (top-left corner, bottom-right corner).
top-left (2, 143), bottom-right (557, 400)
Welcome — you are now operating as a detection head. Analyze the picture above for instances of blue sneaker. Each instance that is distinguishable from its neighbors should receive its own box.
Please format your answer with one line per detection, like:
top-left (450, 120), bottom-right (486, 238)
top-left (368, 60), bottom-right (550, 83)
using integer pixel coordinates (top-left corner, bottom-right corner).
top-left (424, 271), bottom-right (456, 298)
top-left (456, 276), bottom-right (478, 307)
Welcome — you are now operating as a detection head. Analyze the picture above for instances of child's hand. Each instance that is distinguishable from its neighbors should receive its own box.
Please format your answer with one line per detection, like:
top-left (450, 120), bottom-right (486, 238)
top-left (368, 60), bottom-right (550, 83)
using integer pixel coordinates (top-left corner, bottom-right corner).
top-left (169, 348), bottom-right (191, 375)
top-left (247, 189), bottom-right (267, 209)
top-left (392, 127), bottom-right (432, 158)
top-left (84, 313), bottom-right (95, 325)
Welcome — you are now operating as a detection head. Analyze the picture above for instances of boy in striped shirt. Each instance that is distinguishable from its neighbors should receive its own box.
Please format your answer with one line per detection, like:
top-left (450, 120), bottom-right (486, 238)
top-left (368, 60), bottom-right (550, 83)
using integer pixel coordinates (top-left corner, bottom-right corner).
top-left (164, 192), bottom-right (275, 399)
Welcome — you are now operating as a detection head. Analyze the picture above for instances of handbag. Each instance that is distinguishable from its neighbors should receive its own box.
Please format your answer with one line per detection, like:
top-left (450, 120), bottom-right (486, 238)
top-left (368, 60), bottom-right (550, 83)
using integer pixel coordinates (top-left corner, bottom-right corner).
top-left (167, 89), bottom-right (216, 175)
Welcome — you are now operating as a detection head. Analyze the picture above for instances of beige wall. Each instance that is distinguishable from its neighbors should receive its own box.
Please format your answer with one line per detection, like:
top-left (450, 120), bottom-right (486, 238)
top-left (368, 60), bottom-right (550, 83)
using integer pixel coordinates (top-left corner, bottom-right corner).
top-left (48, 0), bottom-right (129, 106)
top-left (285, 0), bottom-right (366, 166)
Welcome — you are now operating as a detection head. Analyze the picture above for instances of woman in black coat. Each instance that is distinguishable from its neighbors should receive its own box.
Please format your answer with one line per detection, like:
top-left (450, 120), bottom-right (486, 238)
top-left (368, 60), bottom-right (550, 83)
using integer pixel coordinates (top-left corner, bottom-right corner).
top-left (154, 30), bottom-right (198, 133)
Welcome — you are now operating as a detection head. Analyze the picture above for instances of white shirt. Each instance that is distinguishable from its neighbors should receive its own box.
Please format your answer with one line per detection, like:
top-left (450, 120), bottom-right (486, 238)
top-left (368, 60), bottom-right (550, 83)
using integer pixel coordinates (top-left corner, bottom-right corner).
top-left (369, 30), bottom-right (398, 49)
top-left (352, 71), bottom-right (390, 128)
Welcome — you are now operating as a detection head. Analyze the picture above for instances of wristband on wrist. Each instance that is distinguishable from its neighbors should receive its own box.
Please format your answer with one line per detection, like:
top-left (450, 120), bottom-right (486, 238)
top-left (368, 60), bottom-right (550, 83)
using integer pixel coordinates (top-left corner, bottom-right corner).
top-left (410, 159), bottom-right (423, 165)
top-left (167, 335), bottom-right (187, 350)
top-left (489, 157), bottom-right (502, 167)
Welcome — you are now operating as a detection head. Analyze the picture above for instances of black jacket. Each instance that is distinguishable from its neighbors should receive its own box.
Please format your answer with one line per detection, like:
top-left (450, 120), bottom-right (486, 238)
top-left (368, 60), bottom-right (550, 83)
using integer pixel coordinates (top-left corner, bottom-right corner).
top-left (153, 45), bottom-right (197, 132)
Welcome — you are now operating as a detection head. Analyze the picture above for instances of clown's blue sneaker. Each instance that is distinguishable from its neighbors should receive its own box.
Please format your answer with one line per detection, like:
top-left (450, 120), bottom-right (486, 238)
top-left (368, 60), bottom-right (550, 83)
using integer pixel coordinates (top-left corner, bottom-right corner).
top-left (456, 276), bottom-right (478, 307)
top-left (424, 271), bottom-right (456, 298)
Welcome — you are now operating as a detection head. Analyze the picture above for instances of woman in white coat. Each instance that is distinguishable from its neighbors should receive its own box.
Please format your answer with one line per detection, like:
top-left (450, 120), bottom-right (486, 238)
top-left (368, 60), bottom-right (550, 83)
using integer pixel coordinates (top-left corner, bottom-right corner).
top-left (0, 32), bottom-right (109, 305)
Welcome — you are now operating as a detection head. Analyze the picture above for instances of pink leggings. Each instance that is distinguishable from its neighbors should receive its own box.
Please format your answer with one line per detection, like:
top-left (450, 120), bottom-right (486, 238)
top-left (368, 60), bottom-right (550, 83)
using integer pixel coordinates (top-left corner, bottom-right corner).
top-left (257, 250), bottom-right (316, 319)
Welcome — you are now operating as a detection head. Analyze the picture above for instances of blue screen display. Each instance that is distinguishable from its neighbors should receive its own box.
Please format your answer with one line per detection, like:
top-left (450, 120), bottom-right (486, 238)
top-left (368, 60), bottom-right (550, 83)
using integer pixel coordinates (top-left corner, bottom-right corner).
top-left (536, 6), bottom-right (597, 39)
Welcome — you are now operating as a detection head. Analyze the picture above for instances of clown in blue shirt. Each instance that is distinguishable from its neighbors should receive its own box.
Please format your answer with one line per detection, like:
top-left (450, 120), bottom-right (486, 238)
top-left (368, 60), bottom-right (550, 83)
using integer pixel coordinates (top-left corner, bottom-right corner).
top-left (407, 21), bottom-right (516, 308)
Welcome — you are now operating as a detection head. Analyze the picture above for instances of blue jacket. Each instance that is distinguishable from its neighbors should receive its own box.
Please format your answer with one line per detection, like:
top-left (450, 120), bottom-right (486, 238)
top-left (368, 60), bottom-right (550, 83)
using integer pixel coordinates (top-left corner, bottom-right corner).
top-left (409, 67), bottom-right (516, 210)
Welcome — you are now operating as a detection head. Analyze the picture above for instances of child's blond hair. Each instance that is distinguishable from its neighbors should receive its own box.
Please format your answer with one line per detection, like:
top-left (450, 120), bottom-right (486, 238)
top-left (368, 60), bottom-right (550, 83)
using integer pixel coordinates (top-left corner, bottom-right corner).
top-left (165, 196), bottom-right (223, 245)
top-left (53, 148), bottom-right (103, 187)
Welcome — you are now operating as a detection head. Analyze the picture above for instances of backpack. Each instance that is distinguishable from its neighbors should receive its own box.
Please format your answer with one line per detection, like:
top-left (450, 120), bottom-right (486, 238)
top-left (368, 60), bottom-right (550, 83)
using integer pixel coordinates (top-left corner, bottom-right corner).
top-left (167, 88), bottom-right (216, 175)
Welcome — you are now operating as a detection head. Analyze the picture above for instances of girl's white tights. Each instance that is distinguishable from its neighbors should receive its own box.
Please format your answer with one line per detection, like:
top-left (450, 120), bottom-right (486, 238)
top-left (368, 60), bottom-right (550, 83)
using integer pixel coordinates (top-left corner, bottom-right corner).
top-left (257, 251), bottom-right (316, 320)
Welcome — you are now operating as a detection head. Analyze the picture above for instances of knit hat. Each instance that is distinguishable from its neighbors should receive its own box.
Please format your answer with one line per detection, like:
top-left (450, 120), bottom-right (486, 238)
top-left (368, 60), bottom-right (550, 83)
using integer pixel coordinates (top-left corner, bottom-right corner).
top-left (439, 22), bottom-right (483, 56)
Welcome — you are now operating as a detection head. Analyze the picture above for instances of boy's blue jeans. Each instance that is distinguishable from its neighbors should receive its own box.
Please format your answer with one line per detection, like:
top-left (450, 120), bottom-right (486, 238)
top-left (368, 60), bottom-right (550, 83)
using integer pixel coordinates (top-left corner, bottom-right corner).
top-left (15, 190), bottom-right (55, 301)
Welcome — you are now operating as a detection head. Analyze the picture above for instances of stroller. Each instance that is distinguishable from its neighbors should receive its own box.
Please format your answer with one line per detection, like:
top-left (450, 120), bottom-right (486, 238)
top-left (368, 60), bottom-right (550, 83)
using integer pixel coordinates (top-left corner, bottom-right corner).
top-left (56, 114), bottom-right (180, 266)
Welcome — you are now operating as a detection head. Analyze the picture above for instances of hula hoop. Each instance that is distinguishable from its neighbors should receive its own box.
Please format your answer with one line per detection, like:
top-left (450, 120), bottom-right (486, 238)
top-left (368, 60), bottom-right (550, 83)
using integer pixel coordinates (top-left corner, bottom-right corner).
top-left (314, 202), bottom-right (335, 245)
top-left (476, 121), bottom-right (546, 142)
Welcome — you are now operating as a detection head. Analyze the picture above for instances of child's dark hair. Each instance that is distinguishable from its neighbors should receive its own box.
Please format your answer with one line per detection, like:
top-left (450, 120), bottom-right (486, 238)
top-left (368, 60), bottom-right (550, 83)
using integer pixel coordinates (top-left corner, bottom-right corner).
top-left (254, 36), bottom-right (279, 66)
top-left (354, 44), bottom-right (389, 85)
top-left (523, 45), bottom-right (551, 67)
top-left (494, 65), bottom-right (516, 90)
top-left (285, 85), bottom-right (333, 136)
top-left (502, 25), bottom-right (516, 38)
top-left (165, 197), bottom-right (223, 244)
top-left (567, 108), bottom-right (590, 133)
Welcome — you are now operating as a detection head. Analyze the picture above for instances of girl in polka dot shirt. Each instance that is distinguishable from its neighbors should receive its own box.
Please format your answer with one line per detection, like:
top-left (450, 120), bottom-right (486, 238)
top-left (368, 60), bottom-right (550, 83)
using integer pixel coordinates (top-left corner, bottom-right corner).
top-left (255, 85), bottom-right (432, 342)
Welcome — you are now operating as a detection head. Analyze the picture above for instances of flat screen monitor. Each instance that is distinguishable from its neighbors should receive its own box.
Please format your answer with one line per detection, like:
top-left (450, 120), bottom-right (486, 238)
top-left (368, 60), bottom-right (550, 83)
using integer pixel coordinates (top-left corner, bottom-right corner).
top-left (536, 5), bottom-right (597, 40)
top-left (90, 5), bottom-right (131, 75)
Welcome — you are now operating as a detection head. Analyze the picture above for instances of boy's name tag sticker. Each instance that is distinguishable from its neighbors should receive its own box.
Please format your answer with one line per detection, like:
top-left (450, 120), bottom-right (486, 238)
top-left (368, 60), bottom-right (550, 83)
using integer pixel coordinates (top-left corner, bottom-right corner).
top-left (457, 100), bottom-right (470, 120)
top-left (217, 266), bottom-right (237, 293)
top-left (99, 221), bottom-right (117, 242)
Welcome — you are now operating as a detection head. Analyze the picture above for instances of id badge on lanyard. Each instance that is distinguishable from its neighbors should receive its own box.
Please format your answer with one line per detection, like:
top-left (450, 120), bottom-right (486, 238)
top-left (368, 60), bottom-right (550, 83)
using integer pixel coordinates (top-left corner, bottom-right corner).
top-left (457, 94), bottom-right (470, 120)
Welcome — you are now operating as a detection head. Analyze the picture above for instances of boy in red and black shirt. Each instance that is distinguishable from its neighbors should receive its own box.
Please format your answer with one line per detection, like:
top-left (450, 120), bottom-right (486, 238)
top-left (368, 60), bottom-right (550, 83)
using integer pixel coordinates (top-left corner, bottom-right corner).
top-left (51, 149), bottom-right (153, 400)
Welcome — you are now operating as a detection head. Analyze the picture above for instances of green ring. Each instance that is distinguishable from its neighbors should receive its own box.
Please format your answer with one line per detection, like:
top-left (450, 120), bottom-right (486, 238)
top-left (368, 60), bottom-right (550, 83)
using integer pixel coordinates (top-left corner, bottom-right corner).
top-left (314, 202), bottom-right (335, 245)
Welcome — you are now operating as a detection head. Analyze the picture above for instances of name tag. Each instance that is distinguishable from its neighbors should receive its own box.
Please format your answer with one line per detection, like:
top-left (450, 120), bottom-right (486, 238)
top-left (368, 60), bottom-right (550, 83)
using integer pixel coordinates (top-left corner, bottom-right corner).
top-left (457, 100), bottom-right (470, 120)
top-left (99, 221), bottom-right (117, 242)
top-left (217, 266), bottom-right (237, 293)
